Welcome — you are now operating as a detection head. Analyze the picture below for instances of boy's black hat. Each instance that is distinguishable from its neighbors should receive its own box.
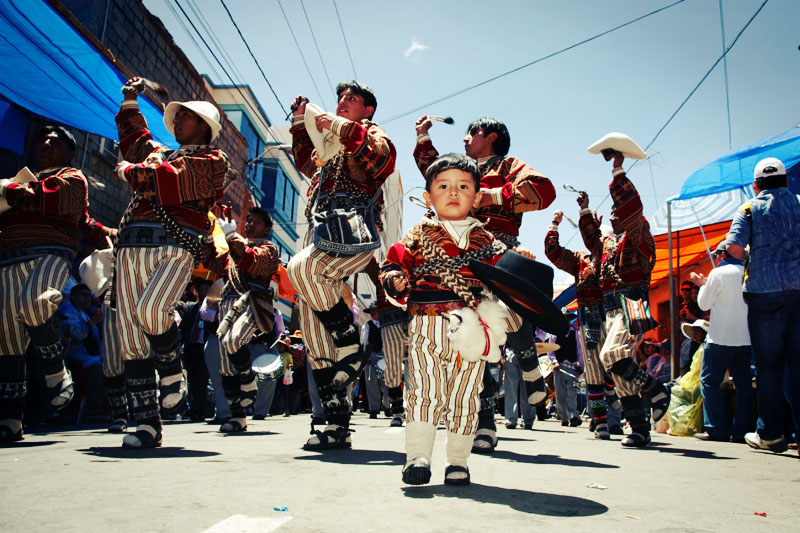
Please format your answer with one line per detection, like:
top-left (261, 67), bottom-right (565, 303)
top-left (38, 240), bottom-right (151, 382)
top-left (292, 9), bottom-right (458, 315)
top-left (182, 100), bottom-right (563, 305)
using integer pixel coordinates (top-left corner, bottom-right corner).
top-left (470, 251), bottom-right (568, 336)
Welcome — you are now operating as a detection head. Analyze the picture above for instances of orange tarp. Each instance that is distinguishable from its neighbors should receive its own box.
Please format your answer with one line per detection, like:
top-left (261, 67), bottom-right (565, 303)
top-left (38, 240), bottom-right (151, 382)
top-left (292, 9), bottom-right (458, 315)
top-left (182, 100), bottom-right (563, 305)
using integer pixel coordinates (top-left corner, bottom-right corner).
top-left (650, 220), bottom-right (731, 287)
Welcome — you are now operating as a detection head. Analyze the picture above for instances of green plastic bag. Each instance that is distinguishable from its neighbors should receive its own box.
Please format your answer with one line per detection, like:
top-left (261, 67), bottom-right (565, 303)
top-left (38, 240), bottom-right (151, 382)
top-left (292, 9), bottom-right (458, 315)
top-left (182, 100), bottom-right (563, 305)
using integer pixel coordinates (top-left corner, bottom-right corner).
top-left (667, 345), bottom-right (704, 436)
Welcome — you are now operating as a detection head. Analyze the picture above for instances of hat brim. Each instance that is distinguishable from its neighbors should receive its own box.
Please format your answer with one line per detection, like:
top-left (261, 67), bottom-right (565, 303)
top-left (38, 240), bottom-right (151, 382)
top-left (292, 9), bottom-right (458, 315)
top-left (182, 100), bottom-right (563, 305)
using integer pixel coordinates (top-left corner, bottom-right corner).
top-left (470, 254), bottom-right (568, 336)
top-left (304, 103), bottom-right (342, 162)
top-left (587, 132), bottom-right (647, 160)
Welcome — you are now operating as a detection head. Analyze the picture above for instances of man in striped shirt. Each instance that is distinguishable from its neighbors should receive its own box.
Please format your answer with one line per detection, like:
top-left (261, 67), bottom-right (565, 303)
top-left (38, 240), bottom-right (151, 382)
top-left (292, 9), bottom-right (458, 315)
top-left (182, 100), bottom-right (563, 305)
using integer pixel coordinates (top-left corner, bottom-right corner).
top-left (112, 77), bottom-right (227, 448)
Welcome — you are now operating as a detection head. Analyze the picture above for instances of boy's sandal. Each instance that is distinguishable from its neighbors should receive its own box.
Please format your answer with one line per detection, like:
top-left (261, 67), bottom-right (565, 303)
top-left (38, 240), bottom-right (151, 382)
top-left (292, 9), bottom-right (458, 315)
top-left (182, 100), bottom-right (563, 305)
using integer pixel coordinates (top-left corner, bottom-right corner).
top-left (444, 465), bottom-right (471, 485)
top-left (108, 418), bottom-right (128, 433)
top-left (0, 423), bottom-right (23, 443)
top-left (121, 427), bottom-right (162, 449)
top-left (402, 458), bottom-right (431, 486)
top-left (471, 429), bottom-right (497, 454)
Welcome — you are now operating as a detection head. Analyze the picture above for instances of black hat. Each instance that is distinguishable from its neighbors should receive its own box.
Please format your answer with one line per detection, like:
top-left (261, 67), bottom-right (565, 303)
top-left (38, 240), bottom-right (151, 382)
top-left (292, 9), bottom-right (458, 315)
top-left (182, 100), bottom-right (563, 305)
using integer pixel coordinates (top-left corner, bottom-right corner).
top-left (470, 251), bottom-right (569, 336)
top-left (38, 125), bottom-right (77, 153)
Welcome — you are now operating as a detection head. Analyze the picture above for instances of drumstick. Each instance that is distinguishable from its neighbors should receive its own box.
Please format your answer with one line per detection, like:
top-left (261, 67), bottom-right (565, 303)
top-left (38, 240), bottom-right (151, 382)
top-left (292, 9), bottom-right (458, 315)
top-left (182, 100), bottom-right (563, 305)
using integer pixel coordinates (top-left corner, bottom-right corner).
top-left (429, 115), bottom-right (454, 124)
top-left (563, 183), bottom-right (584, 194)
top-left (105, 236), bottom-right (114, 250)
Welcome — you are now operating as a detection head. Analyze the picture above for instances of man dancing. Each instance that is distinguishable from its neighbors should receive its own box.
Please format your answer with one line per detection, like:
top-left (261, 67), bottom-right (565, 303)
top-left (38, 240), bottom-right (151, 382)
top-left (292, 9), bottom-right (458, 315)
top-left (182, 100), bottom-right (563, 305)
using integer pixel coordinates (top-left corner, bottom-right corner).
top-left (112, 77), bottom-right (228, 448)
top-left (287, 81), bottom-right (396, 450)
top-left (579, 135), bottom-right (666, 447)
top-left (414, 115), bottom-right (555, 453)
top-left (545, 210), bottom-right (621, 438)
top-left (208, 207), bottom-right (279, 433)
top-left (0, 125), bottom-right (113, 442)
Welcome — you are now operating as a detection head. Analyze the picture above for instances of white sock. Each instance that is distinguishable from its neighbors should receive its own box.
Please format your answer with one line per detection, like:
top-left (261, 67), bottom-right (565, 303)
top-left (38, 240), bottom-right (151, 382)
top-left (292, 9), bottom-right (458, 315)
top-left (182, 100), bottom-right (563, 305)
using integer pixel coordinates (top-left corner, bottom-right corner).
top-left (159, 374), bottom-right (183, 409)
top-left (446, 431), bottom-right (475, 468)
top-left (405, 421), bottom-right (437, 466)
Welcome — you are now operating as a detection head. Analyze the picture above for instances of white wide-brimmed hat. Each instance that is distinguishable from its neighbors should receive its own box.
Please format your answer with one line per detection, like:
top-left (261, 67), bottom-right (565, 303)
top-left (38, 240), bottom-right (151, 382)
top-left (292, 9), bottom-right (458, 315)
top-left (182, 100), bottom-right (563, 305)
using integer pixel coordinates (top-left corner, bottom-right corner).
top-left (587, 132), bottom-right (647, 160)
top-left (304, 103), bottom-right (342, 162)
top-left (681, 319), bottom-right (709, 340)
top-left (163, 101), bottom-right (222, 142)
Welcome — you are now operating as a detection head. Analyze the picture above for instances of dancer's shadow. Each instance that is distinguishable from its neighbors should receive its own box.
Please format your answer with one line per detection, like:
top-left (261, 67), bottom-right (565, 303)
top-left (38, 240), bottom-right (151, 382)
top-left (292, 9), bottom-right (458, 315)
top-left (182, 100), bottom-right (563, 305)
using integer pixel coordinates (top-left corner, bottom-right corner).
top-left (490, 449), bottom-right (619, 468)
top-left (296, 448), bottom-right (405, 466)
top-left (0, 440), bottom-right (64, 448)
top-left (78, 447), bottom-right (220, 459)
top-left (402, 484), bottom-right (608, 516)
top-left (633, 441), bottom-right (736, 460)
top-left (215, 430), bottom-right (278, 437)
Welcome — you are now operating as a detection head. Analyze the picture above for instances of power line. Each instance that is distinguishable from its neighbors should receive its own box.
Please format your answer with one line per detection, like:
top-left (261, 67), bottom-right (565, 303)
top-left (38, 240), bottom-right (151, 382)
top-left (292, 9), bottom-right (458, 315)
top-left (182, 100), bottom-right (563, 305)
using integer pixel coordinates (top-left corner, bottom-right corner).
top-left (173, 0), bottom-right (281, 144)
top-left (277, 0), bottom-right (328, 109)
top-left (162, 0), bottom-right (225, 83)
top-left (300, 0), bottom-right (337, 96)
top-left (379, 0), bottom-right (687, 125)
top-left (186, 0), bottom-right (250, 86)
top-left (219, 0), bottom-right (289, 117)
top-left (333, 0), bottom-right (357, 79)
top-left (630, 0), bottom-right (769, 170)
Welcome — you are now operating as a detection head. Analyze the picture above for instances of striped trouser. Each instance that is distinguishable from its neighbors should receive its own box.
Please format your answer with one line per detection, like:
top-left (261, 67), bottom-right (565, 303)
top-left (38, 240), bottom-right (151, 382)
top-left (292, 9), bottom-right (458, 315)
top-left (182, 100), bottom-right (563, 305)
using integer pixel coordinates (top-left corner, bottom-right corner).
top-left (115, 246), bottom-right (194, 361)
top-left (217, 295), bottom-right (258, 376)
top-left (101, 304), bottom-right (124, 378)
top-left (382, 321), bottom-right (407, 388)
top-left (579, 320), bottom-right (607, 387)
top-left (0, 255), bottom-right (70, 356)
top-left (406, 312), bottom-right (525, 435)
top-left (287, 242), bottom-right (374, 371)
top-left (599, 308), bottom-right (643, 397)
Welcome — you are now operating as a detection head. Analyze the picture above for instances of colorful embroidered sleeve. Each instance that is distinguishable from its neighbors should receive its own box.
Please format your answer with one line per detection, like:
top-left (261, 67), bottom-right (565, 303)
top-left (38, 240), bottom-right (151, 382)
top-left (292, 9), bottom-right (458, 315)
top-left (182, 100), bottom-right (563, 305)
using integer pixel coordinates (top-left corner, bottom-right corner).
top-left (121, 150), bottom-right (228, 206)
top-left (3, 167), bottom-right (88, 220)
top-left (336, 121), bottom-right (397, 184)
top-left (413, 134), bottom-right (439, 178)
top-left (226, 236), bottom-right (281, 282)
top-left (380, 241), bottom-right (413, 305)
top-left (116, 102), bottom-right (161, 164)
top-left (609, 167), bottom-right (644, 246)
top-left (544, 226), bottom-right (580, 277)
top-left (579, 207), bottom-right (603, 258)
top-left (289, 116), bottom-right (320, 180)
top-left (486, 157), bottom-right (556, 213)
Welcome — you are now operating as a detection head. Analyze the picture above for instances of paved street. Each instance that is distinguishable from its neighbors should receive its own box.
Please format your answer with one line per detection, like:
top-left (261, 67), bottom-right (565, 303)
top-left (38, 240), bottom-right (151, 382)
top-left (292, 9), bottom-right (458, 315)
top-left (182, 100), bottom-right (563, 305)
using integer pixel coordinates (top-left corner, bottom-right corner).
top-left (1, 412), bottom-right (797, 532)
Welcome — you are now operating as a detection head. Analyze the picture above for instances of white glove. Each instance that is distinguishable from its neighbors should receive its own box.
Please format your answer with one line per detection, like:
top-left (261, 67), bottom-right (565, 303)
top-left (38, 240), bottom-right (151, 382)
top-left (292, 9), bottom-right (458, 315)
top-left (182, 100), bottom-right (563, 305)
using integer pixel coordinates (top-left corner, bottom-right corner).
top-left (0, 178), bottom-right (10, 196)
top-left (115, 161), bottom-right (133, 181)
top-left (216, 217), bottom-right (238, 239)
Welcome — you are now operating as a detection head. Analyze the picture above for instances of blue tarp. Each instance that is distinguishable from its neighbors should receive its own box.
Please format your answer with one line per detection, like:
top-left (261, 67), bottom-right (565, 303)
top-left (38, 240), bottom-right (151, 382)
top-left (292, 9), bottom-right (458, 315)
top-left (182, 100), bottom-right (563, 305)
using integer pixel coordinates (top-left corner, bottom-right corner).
top-left (0, 0), bottom-right (175, 147)
top-left (676, 127), bottom-right (800, 201)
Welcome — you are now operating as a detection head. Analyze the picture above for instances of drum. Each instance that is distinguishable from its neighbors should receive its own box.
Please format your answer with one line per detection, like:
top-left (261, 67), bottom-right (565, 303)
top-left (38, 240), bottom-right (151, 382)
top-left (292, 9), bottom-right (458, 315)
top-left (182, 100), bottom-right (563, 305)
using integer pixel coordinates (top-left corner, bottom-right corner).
top-left (249, 343), bottom-right (283, 380)
top-left (375, 357), bottom-right (386, 384)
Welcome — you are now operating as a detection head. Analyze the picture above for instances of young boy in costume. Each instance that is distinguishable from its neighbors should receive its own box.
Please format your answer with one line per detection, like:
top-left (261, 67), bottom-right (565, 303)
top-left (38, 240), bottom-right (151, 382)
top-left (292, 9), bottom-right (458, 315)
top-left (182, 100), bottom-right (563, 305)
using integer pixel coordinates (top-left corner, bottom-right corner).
top-left (380, 153), bottom-right (529, 486)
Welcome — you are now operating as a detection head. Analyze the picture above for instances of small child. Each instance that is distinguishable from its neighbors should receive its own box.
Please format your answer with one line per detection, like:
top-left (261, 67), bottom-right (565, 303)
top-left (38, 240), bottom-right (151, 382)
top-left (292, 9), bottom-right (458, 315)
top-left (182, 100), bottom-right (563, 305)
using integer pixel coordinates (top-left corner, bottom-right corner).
top-left (380, 153), bottom-right (527, 486)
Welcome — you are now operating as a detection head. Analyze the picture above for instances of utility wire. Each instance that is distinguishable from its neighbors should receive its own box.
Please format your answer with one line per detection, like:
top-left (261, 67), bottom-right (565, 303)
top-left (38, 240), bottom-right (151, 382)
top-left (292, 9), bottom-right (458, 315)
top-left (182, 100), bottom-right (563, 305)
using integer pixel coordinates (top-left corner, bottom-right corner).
top-left (300, 0), bottom-right (337, 96)
top-left (718, 0), bottom-right (733, 150)
top-left (277, 0), bottom-right (327, 108)
top-left (219, 0), bottom-right (289, 117)
top-left (186, 0), bottom-right (250, 87)
top-left (173, 0), bottom-right (281, 144)
top-left (379, 0), bottom-right (687, 124)
top-left (564, 0), bottom-right (769, 248)
top-left (333, 0), bottom-right (358, 79)
top-left (163, 0), bottom-right (226, 83)
top-left (630, 0), bottom-right (769, 171)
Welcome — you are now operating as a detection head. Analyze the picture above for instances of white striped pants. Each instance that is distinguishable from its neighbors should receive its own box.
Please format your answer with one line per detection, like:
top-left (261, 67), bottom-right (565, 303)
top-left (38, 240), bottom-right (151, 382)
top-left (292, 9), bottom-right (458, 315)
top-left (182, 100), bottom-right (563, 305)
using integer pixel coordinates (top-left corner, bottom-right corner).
top-left (407, 314), bottom-right (498, 435)
top-left (579, 320), bottom-right (607, 387)
top-left (217, 295), bottom-right (258, 376)
top-left (382, 321), bottom-right (407, 388)
top-left (101, 304), bottom-right (124, 377)
top-left (599, 308), bottom-right (643, 397)
top-left (0, 255), bottom-right (70, 356)
top-left (287, 242), bottom-right (374, 371)
top-left (115, 246), bottom-right (194, 361)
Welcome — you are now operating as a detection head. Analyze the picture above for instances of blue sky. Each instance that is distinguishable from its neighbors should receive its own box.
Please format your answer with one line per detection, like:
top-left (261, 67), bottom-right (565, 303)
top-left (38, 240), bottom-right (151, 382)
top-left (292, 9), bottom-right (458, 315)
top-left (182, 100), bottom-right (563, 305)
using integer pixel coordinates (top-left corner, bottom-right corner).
top-left (144, 0), bottom-right (798, 282)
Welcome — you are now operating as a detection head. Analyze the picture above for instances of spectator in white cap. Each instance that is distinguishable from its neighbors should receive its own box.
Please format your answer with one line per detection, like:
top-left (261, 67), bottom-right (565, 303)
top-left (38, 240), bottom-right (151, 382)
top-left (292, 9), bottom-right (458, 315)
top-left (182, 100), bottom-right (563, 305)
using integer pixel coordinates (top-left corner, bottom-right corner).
top-left (726, 157), bottom-right (800, 455)
top-left (690, 242), bottom-right (753, 443)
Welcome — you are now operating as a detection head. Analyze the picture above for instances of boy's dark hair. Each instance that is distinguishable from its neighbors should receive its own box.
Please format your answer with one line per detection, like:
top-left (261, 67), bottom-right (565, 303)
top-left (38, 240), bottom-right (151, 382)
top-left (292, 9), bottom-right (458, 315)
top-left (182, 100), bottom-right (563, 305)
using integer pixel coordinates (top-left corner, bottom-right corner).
top-left (38, 125), bottom-right (77, 153)
top-left (247, 206), bottom-right (273, 228)
top-left (467, 117), bottom-right (510, 156)
top-left (424, 153), bottom-right (481, 191)
top-left (336, 81), bottom-right (377, 119)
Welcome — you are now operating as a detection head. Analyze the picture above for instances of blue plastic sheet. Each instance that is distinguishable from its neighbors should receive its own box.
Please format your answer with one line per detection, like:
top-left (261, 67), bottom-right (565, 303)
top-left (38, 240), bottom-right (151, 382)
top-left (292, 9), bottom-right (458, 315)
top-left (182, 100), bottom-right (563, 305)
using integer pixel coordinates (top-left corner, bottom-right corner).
top-left (0, 0), bottom-right (175, 147)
